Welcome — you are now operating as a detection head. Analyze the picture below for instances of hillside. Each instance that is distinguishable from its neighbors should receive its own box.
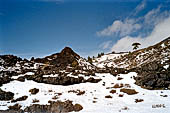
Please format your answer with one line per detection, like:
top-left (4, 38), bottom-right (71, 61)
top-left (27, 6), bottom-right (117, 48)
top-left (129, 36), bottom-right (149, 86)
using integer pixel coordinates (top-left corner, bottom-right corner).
top-left (93, 37), bottom-right (170, 70)
top-left (0, 37), bottom-right (170, 113)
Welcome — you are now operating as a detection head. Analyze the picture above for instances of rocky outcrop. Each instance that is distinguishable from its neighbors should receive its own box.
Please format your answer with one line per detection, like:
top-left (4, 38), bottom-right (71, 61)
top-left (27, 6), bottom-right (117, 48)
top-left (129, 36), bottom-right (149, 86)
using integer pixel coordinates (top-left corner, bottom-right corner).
top-left (0, 100), bottom-right (83, 113)
top-left (134, 60), bottom-right (170, 89)
top-left (34, 47), bottom-right (80, 68)
top-left (95, 67), bottom-right (129, 76)
top-left (11, 96), bottom-right (28, 103)
top-left (25, 74), bottom-right (101, 85)
top-left (24, 100), bottom-right (83, 113)
top-left (0, 55), bottom-right (22, 67)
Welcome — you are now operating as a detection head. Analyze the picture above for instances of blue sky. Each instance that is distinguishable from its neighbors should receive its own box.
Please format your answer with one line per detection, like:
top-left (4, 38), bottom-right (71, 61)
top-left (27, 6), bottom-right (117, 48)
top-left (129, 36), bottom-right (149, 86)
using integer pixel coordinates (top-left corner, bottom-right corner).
top-left (1, 0), bottom-right (170, 58)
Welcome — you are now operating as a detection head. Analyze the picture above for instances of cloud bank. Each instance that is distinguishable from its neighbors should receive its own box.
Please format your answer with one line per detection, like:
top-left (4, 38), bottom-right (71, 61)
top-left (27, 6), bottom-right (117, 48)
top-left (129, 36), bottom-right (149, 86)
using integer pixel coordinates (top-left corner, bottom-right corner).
top-left (111, 17), bottom-right (170, 52)
top-left (97, 1), bottom-right (170, 52)
top-left (97, 19), bottom-right (141, 37)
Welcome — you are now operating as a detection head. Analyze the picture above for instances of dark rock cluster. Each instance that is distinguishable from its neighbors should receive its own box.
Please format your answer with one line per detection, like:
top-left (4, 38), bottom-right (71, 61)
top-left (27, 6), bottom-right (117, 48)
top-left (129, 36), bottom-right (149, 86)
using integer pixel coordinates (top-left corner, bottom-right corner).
top-left (34, 47), bottom-right (80, 69)
top-left (11, 96), bottom-right (28, 103)
top-left (134, 60), bottom-right (170, 89)
top-left (0, 100), bottom-right (83, 113)
top-left (29, 88), bottom-right (39, 95)
top-left (25, 74), bottom-right (101, 85)
top-left (0, 89), bottom-right (14, 101)
top-left (96, 67), bottom-right (129, 76)
top-left (0, 55), bottom-right (22, 67)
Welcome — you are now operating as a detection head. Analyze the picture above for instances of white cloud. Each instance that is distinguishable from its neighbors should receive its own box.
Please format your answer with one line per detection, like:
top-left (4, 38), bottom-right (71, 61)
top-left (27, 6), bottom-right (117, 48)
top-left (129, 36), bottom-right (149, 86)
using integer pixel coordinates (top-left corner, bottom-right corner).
top-left (98, 2), bottom-right (170, 52)
top-left (97, 0), bottom-right (147, 37)
top-left (97, 19), bottom-right (141, 37)
top-left (111, 17), bottom-right (170, 52)
top-left (133, 0), bottom-right (146, 15)
top-left (99, 41), bottom-right (112, 49)
top-left (144, 5), bottom-right (170, 26)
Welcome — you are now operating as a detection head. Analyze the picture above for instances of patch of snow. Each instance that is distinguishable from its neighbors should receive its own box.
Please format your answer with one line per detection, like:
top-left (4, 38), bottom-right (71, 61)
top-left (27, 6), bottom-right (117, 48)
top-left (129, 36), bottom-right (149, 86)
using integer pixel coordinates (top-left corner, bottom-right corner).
top-left (0, 58), bottom-right (4, 64)
top-left (163, 65), bottom-right (169, 69)
top-left (12, 72), bottom-right (35, 79)
top-left (43, 74), bottom-right (58, 77)
top-left (25, 72), bottom-right (34, 75)
top-left (161, 43), bottom-right (165, 48)
top-left (0, 66), bottom-right (5, 72)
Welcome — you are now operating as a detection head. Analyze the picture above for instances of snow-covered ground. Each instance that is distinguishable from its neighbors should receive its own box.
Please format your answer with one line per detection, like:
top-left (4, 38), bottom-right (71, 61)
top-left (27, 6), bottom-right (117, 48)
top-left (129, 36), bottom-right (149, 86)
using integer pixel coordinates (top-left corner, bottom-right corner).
top-left (1, 72), bottom-right (170, 113)
top-left (93, 53), bottom-right (127, 68)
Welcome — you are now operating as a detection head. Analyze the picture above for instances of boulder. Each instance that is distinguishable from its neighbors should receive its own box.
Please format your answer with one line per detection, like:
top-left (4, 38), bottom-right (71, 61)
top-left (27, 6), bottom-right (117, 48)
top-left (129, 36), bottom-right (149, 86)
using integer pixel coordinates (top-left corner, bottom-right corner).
top-left (0, 89), bottom-right (14, 101)
top-left (29, 88), bottom-right (39, 95)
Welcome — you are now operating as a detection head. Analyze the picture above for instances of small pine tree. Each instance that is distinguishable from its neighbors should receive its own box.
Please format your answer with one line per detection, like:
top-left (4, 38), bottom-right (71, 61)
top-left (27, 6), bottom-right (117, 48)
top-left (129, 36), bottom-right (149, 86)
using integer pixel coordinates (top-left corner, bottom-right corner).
top-left (101, 52), bottom-right (104, 56)
top-left (97, 53), bottom-right (101, 58)
top-left (132, 42), bottom-right (141, 50)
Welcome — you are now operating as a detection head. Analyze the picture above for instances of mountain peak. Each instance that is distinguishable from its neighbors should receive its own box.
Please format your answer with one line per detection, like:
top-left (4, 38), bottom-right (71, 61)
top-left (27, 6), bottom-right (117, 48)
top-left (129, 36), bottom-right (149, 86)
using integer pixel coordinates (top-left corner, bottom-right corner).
top-left (60, 47), bottom-right (80, 58)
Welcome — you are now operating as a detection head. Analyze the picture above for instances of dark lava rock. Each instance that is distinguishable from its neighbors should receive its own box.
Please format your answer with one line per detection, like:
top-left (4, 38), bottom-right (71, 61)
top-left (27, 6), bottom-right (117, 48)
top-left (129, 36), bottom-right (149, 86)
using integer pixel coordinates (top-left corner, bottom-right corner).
top-left (86, 77), bottom-right (101, 83)
top-left (134, 60), bottom-right (170, 90)
top-left (8, 104), bottom-right (22, 111)
top-left (120, 88), bottom-right (138, 95)
top-left (0, 71), bottom-right (18, 86)
top-left (17, 76), bottom-right (25, 82)
top-left (0, 100), bottom-right (83, 113)
top-left (24, 100), bottom-right (83, 113)
top-left (0, 55), bottom-right (22, 67)
top-left (0, 89), bottom-right (14, 101)
top-left (11, 96), bottom-right (28, 103)
top-left (0, 76), bottom-right (11, 87)
top-left (25, 73), bottom-right (101, 85)
top-left (29, 88), bottom-right (39, 95)
top-left (34, 47), bottom-right (80, 68)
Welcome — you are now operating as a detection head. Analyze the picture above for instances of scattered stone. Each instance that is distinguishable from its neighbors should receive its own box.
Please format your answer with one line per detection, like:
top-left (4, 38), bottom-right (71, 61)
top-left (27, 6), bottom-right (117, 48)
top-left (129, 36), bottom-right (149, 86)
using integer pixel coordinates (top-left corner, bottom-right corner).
top-left (93, 97), bottom-right (97, 99)
top-left (74, 104), bottom-right (83, 112)
top-left (52, 96), bottom-right (58, 100)
top-left (32, 99), bottom-right (40, 103)
top-left (68, 90), bottom-right (85, 96)
top-left (119, 94), bottom-right (124, 97)
top-left (92, 101), bottom-right (97, 103)
top-left (120, 88), bottom-right (138, 95)
top-left (160, 95), bottom-right (168, 97)
top-left (29, 88), bottom-right (39, 95)
top-left (110, 90), bottom-right (116, 94)
top-left (117, 77), bottom-right (123, 80)
top-left (113, 84), bottom-right (124, 88)
top-left (105, 95), bottom-right (112, 98)
top-left (135, 99), bottom-right (144, 103)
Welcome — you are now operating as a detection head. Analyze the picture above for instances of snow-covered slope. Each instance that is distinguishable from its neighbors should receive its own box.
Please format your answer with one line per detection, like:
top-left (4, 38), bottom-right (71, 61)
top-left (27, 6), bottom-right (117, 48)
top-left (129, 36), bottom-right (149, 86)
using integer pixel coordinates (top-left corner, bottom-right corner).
top-left (93, 37), bottom-right (170, 69)
top-left (1, 72), bottom-right (170, 113)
